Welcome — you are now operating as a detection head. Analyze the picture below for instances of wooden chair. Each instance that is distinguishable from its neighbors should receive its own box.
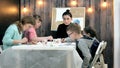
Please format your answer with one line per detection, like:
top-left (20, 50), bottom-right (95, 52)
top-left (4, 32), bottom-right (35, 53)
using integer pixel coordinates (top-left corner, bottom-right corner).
top-left (89, 41), bottom-right (107, 68)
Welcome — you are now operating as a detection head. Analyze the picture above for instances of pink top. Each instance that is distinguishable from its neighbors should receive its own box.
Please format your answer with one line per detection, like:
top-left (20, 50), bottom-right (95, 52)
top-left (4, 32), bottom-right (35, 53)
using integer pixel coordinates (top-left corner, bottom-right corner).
top-left (24, 27), bottom-right (37, 42)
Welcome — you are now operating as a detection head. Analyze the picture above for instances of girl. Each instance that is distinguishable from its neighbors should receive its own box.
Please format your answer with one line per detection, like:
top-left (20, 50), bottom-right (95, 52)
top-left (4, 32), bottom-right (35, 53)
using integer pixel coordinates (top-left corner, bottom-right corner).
top-left (24, 15), bottom-right (53, 44)
top-left (2, 16), bottom-right (35, 50)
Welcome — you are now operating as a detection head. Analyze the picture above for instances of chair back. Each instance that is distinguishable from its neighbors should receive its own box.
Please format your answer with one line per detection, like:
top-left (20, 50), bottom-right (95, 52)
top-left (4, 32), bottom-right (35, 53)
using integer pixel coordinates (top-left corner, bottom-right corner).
top-left (90, 41), bottom-right (107, 68)
top-left (96, 41), bottom-right (107, 54)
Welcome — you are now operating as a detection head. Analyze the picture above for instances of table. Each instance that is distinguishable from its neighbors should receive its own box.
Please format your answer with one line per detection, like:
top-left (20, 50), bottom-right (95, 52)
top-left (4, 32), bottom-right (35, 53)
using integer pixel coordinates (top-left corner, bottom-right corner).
top-left (0, 43), bottom-right (83, 68)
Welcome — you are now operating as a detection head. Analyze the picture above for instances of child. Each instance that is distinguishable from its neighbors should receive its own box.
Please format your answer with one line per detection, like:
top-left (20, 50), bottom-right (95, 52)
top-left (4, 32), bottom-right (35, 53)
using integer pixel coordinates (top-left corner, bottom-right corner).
top-left (2, 16), bottom-right (35, 49)
top-left (24, 15), bottom-right (53, 44)
top-left (83, 26), bottom-right (99, 58)
top-left (66, 23), bottom-right (94, 68)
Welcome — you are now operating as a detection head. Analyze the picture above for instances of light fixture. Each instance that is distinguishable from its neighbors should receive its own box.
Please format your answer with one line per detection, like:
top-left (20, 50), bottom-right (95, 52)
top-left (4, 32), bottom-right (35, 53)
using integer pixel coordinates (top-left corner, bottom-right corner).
top-left (71, 0), bottom-right (77, 6)
top-left (87, 7), bottom-right (93, 13)
top-left (101, 0), bottom-right (107, 8)
top-left (23, 0), bottom-right (28, 13)
top-left (23, 7), bottom-right (28, 13)
top-left (87, 0), bottom-right (93, 13)
top-left (38, 0), bottom-right (43, 5)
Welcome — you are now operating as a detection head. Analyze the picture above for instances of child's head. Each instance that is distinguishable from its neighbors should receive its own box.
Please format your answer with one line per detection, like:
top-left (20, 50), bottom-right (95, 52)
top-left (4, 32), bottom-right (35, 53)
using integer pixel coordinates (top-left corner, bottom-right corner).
top-left (33, 15), bottom-right (42, 29)
top-left (21, 16), bottom-right (35, 31)
top-left (66, 23), bottom-right (81, 40)
top-left (62, 10), bottom-right (72, 25)
top-left (83, 26), bottom-right (97, 38)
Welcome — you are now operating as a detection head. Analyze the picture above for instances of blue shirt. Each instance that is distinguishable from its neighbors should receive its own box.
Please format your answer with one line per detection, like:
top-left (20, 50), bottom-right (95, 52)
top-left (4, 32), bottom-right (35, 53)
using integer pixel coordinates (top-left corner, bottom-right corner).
top-left (2, 24), bottom-right (22, 50)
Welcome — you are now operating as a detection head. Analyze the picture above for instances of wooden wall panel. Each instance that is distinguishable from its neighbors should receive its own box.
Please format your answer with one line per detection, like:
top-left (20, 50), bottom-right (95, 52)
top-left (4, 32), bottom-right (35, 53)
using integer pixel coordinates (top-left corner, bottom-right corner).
top-left (100, 0), bottom-right (113, 67)
top-left (21, 0), bottom-right (113, 68)
top-left (0, 0), bottom-right (20, 45)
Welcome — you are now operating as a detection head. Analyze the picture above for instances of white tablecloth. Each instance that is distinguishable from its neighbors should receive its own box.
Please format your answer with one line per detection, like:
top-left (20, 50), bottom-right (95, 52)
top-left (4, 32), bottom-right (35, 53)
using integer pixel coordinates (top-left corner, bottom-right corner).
top-left (0, 43), bottom-right (83, 68)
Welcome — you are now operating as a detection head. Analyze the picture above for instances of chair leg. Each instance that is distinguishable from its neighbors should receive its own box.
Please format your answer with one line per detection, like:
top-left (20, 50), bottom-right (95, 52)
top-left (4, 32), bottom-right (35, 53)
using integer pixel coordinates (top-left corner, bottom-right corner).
top-left (89, 54), bottom-right (100, 68)
top-left (100, 54), bottom-right (104, 63)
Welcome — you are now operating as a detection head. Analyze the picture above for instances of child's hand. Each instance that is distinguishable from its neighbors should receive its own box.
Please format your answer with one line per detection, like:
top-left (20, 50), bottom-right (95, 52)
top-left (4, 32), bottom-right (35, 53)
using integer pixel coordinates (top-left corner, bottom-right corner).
top-left (47, 36), bottom-right (53, 40)
top-left (21, 37), bottom-right (28, 43)
top-left (61, 38), bottom-right (65, 43)
top-left (31, 41), bottom-right (38, 44)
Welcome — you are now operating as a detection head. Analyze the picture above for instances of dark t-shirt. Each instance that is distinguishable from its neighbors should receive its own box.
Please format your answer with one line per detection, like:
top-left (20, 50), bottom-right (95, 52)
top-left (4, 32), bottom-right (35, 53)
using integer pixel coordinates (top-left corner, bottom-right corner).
top-left (56, 23), bottom-right (69, 38)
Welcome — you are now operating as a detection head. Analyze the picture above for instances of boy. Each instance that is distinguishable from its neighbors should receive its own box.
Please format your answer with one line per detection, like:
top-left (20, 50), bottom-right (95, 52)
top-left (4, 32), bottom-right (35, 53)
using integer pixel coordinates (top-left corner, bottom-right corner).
top-left (65, 23), bottom-right (93, 68)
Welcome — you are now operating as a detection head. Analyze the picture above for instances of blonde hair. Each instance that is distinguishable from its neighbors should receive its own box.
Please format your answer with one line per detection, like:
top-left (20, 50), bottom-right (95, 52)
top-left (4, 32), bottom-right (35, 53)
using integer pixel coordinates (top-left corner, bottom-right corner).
top-left (14, 21), bottom-right (22, 34)
top-left (21, 16), bottom-right (35, 25)
top-left (67, 23), bottom-right (81, 34)
top-left (15, 16), bottom-right (35, 34)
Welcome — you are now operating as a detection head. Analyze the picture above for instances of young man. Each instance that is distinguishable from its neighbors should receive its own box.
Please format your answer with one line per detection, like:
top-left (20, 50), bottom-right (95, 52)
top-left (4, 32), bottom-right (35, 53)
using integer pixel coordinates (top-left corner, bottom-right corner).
top-left (65, 23), bottom-right (94, 68)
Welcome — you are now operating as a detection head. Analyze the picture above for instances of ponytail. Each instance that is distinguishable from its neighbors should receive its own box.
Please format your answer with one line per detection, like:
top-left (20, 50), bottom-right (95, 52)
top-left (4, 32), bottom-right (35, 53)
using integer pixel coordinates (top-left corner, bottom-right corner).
top-left (14, 21), bottom-right (23, 34)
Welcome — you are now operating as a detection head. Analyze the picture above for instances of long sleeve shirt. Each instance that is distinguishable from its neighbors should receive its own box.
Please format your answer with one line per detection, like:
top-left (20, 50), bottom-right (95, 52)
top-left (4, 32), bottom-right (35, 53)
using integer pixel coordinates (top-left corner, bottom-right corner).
top-left (24, 27), bottom-right (37, 42)
top-left (56, 23), bottom-right (69, 38)
top-left (77, 39), bottom-right (93, 68)
top-left (2, 24), bottom-right (22, 50)
top-left (65, 37), bottom-right (93, 68)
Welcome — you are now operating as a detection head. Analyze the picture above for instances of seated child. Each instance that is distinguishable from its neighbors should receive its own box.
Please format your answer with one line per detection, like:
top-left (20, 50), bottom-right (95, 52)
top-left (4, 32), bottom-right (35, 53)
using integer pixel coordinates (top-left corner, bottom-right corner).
top-left (65, 23), bottom-right (94, 68)
top-left (24, 15), bottom-right (53, 44)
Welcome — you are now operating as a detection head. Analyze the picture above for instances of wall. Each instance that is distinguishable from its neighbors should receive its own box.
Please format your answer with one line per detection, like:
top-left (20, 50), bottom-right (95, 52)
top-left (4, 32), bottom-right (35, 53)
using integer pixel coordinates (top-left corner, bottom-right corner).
top-left (0, 0), bottom-right (20, 45)
top-left (21, 0), bottom-right (113, 68)
top-left (114, 0), bottom-right (120, 68)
